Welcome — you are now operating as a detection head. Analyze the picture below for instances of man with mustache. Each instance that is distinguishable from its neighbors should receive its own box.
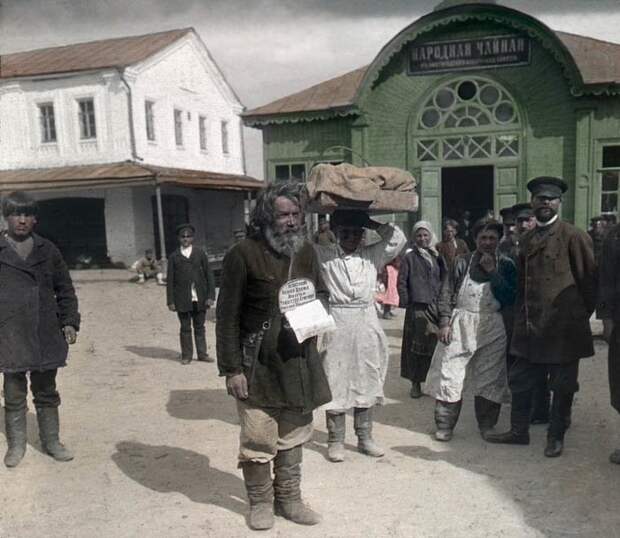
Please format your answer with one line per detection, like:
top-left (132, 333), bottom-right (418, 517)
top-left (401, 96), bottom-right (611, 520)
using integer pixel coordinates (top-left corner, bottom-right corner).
top-left (487, 177), bottom-right (597, 457)
top-left (216, 182), bottom-right (331, 531)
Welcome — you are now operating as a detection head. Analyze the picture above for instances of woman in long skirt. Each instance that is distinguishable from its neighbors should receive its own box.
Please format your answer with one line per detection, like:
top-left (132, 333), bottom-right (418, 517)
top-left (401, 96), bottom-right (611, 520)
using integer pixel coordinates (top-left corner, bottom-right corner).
top-left (314, 210), bottom-right (406, 463)
top-left (397, 221), bottom-right (446, 398)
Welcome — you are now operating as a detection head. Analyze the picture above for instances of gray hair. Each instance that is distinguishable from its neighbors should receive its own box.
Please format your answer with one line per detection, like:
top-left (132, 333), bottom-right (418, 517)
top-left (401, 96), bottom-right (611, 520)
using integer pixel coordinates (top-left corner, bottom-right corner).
top-left (250, 181), bottom-right (306, 231)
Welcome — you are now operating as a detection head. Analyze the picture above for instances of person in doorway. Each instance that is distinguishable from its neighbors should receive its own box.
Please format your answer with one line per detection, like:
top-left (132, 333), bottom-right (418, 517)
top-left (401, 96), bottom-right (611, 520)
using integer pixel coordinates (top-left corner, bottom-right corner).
top-left (498, 206), bottom-right (517, 260)
top-left (425, 219), bottom-right (516, 442)
top-left (397, 221), bottom-right (446, 399)
top-left (486, 177), bottom-right (597, 457)
top-left (216, 182), bottom-right (331, 530)
top-left (436, 219), bottom-right (470, 270)
top-left (511, 202), bottom-right (551, 423)
top-left (376, 256), bottom-right (401, 319)
top-left (597, 221), bottom-right (620, 464)
top-left (458, 210), bottom-right (475, 250)
top-left (0, 191), bottom-right (80, 467)
top-left (166, 224), bottom-right (216, 364)
top-left (314, 210), bottom-right (406, 462)
top-left (132, 248), bottom-right (165, 285)
top-left (313, 216), bottom-right (337, 246)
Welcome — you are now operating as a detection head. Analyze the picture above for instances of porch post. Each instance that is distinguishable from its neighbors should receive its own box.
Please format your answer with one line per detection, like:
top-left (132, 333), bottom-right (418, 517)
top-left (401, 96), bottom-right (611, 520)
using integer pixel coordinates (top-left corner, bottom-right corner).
top-left (155, 183), bottom-right (167, 262)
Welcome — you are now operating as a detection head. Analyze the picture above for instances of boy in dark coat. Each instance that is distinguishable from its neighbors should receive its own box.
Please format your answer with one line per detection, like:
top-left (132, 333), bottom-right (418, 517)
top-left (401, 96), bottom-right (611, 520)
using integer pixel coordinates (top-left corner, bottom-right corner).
top-left (0, 191), bottom-right (80, 467)
top-left (166, 223), bottom-right (215, 364)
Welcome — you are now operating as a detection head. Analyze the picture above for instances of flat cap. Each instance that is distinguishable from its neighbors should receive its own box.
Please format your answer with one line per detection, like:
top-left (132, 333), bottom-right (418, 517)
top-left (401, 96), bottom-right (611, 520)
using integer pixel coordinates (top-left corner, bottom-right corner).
top-left (512, 202), bottom-right (534, 220)
top-left (176, 223), bottom-right (195, 235)
top-left (527, 176), bottom-right (568, 198)
top-left (499, 207), bottom-right (516, 225)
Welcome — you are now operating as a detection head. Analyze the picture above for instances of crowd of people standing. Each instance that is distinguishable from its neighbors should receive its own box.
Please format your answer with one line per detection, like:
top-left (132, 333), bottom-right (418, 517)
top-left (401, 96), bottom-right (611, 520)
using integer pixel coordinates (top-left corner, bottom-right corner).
top-left (1, 176), bottom-right (619, 532)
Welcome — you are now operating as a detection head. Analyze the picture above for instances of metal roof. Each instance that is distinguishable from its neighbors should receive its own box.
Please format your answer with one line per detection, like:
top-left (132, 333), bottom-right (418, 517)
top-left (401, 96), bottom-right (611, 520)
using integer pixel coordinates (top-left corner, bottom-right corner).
top-left (0, 162), bottom-right (264, 192)
top-left (0, 28), bottom-right (193, 79)
top-left (244, 30), bottom-right (620, 123)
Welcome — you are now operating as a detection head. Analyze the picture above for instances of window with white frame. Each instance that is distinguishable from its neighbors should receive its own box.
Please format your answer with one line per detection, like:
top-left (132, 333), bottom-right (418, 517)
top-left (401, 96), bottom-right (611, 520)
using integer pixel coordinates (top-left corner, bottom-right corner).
top-left (199, 115), bottom-right (207, 151)
top-left (174, 109), bottom-right (183, 146)
top-left (415, 77), bottom-right (521, 163)
top-left (38, 102), bottom-right (57, 143)
top-left (221, 120), bottom-right (229, 154)
top-left (78, 98), bottom-right (96, 139)
top-left (145, 100), bottom-right (155, 141)
top-left (600, 145), bottom-right (620, 217)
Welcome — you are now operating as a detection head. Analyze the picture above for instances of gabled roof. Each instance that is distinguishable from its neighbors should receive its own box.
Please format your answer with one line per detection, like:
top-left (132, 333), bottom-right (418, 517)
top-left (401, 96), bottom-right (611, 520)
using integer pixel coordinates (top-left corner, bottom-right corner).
top-left (244, 30), bottom-right (620, 125)
top-left (0, 28), bottom-right (193, 79)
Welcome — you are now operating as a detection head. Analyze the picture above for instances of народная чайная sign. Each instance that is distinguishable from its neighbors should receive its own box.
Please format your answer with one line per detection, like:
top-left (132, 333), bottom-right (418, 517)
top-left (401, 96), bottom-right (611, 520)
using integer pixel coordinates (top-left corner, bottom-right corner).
top-left (408, 35), bottom-right (531, 75)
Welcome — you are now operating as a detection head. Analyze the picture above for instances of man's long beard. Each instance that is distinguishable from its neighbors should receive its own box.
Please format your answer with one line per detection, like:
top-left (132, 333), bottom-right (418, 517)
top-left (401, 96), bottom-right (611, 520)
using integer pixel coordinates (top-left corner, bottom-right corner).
top-left (264, 226), bottom-right (306, 257)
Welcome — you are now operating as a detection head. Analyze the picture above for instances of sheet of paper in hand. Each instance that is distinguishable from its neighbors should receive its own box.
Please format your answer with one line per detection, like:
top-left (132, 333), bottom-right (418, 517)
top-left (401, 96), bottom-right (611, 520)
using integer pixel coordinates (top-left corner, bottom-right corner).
top-left (279, 278), bottom-right (336, 343)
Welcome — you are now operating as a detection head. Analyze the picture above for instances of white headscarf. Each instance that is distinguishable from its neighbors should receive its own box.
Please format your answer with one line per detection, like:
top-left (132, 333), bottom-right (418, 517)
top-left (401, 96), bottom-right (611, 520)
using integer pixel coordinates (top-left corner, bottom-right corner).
top-left (410, 220), bottom-right (439, 265)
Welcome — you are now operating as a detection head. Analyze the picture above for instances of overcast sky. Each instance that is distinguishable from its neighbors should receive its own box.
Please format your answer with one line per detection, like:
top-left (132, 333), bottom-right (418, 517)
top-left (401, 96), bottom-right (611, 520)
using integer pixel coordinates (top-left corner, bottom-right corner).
top-left (2, 0), bottom-right (620, 177)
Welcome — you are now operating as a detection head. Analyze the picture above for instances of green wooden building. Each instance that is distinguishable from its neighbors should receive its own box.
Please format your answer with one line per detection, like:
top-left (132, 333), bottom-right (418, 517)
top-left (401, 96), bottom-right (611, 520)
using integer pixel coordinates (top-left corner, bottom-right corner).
top-left (243, 1), bottom-right (620, 233)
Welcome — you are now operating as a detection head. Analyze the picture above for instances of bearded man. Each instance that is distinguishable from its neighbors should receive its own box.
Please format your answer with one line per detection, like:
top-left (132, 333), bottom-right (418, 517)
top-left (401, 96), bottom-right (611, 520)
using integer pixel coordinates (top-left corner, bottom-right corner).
top-left (216, 182), bottom-right (331, 531)
top-left (486, 177), bottom-right (597, 458)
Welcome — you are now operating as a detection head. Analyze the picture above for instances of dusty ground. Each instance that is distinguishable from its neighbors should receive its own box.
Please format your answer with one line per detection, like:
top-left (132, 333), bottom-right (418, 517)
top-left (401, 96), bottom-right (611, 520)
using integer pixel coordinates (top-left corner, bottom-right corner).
top-left (0, 269), bottom-right (619, 538)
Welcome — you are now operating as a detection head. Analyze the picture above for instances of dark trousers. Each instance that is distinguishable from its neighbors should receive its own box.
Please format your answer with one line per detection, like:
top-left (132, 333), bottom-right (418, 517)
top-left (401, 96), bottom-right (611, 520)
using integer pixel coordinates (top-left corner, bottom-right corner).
top-left (508, 356), bottom-right (579, 438)
top-left (177, 302), bottom-right (207, 360)
top-left (4, 369), bottom-right (60, 412)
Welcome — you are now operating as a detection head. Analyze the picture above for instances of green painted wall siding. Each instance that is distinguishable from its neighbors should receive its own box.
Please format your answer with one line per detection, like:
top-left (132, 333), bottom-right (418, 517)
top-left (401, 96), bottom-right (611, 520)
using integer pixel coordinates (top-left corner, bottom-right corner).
top-left (260, 17), bottom-right (620, 228)
top-left (262, 119), bottom-right (352, 181)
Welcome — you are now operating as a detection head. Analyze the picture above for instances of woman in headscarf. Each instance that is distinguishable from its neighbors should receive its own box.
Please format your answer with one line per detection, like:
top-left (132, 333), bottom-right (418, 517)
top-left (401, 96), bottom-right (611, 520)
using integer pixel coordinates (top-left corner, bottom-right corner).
top-left (397, 221), bottom-right (446, 399)
top-left (436, 219), bottom-right (470, 270)
top-left (314, 210), bottom-right (406, 463)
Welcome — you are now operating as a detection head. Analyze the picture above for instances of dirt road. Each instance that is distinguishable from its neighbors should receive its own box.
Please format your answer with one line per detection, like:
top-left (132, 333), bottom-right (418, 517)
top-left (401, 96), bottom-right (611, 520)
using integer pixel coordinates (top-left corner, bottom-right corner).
top-left (0, 270), bottom-right (618, 537)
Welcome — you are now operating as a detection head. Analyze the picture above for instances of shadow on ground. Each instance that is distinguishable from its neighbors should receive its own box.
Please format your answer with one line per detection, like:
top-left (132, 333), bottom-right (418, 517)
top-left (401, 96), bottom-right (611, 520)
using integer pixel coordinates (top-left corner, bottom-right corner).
top-left (167, 389), bottom-right (238, 425)
top-left (112, 441), bottom-right (247, 515)
top-left (125, 346), bottom-right (179, 361)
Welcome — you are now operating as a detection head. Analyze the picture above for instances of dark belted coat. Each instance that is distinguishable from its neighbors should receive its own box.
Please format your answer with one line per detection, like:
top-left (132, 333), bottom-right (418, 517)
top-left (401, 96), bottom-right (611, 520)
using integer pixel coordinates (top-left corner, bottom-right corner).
top-left (0, 233), bottom-right (80, 373)
top-left (596, 223), bottom-right (620, 412)
top-left (166, 246), bottom-right (215, 312)
top-left (216, 235), bottom-right (332, 412)
top-left (511, 220), bottom-right (597, 365)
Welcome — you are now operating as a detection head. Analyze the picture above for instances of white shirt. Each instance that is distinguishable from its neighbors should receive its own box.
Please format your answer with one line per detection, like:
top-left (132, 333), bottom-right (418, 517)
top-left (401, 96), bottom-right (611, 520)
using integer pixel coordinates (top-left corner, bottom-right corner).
top-left (180, 245), bottom-right (198, 302)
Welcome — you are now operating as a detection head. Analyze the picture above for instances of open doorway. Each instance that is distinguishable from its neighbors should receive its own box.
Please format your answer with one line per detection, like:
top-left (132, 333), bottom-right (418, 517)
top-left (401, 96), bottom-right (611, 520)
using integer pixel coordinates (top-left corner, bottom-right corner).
top-left (441, 165), bottom-right (494, 224)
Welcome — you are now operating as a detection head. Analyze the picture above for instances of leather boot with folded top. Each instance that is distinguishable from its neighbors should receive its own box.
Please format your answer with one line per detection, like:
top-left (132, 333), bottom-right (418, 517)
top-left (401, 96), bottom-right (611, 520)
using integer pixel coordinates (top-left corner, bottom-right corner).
top-left (241, 461), bottom-right (274, 530)
top-left (273, 446), bottom-right (321, 526)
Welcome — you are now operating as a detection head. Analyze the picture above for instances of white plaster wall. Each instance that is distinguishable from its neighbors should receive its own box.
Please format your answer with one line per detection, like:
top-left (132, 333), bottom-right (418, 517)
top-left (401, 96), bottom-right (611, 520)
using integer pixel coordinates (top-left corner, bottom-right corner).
top-left (131, 185), bottom-right (157, 256)
top-left (104, 187), bottom-right (138, 265)
top-left (130, 35), bottom-right (245, 175)
top-left (0, 71), bottom-right (132, 170)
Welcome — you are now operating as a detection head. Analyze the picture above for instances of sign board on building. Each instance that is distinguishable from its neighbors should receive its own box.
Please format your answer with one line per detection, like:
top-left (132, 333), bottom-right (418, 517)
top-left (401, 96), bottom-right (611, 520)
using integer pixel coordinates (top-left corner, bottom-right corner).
top-left (408, 35), bottom-right (531, 75)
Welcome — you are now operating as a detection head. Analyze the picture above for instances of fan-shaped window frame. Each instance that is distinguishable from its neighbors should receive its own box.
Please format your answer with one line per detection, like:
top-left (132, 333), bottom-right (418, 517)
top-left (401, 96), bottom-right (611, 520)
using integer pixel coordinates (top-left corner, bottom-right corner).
top-left (413, 76), bottom-right (522, 164)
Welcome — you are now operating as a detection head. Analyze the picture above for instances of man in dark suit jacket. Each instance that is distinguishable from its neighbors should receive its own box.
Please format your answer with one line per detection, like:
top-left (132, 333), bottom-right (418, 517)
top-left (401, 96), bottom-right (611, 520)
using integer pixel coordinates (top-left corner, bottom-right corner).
top-left (166, 223), bottom-right (215, 364)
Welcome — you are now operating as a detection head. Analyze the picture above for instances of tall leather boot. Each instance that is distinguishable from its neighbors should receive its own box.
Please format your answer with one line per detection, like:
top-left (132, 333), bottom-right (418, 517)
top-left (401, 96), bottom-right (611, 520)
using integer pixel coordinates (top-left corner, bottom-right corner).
top-left (36, 407), bottom-right (73, 462)
top-left (354, 407), bottom-right (384, 457)
top-left (4, 409), bottom-right (27, 468)
top-left (195, 331), bottom-right (212, 362)
top-left (180, 329), bottom-right (193, 364)
top-left (544, 392), bottom-right (574, 458)
top-left (434, 400), bottom-right (462, 442)
top-left (273, 446), bottom-right (321, 525)
top-left (241, 461), bottom-right (274, 530)
top-left (474, 396), bottom-right (501, 439)
top-left (485, 390), bottom-right (531, 445)
top-left (325, 412), bottom-right (345, 462)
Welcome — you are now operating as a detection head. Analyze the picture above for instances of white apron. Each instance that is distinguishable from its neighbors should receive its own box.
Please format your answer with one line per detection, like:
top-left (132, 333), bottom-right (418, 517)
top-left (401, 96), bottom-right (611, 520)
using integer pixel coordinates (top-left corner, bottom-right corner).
top-left (425, 258), bottom-right (510, 404)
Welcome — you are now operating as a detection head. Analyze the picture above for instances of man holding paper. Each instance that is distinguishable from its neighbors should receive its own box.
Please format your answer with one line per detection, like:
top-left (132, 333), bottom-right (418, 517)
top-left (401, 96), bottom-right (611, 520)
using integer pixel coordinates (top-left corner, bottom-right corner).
top-left (216, 182), bottom-right (331, 531)
top-left (314, 210), bottom-right (406, 462)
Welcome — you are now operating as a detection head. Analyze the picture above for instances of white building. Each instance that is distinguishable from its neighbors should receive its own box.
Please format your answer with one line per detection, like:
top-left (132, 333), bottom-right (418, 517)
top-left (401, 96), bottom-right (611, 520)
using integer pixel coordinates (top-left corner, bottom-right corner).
top-left (0, 28), bottom-right (261, 266)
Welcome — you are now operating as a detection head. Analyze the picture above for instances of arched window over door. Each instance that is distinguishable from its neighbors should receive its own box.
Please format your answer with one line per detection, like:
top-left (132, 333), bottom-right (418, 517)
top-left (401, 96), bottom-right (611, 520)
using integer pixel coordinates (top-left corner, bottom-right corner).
top-left (415, 76), bottom-right (522, 163)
